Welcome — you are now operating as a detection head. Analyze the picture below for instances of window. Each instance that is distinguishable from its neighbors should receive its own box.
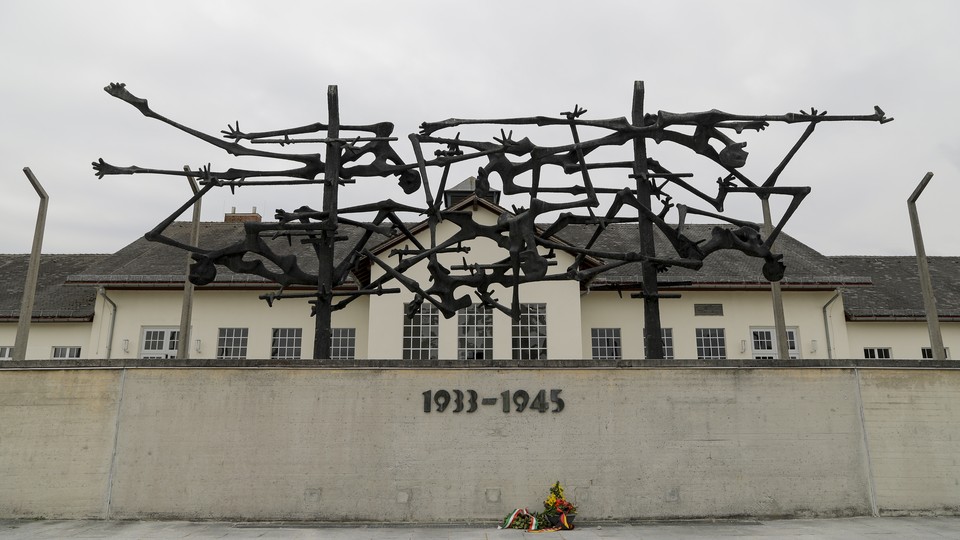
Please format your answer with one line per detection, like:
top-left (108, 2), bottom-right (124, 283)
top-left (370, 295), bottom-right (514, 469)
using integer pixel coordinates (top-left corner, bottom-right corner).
top-left (140, 327), bottom-right (180, 359)
top-left (512, 303), bottom-right (547, 360)
top-left (331, 328), bottom-right (356, 360)
top-left (271, 328), bottom-right (302, 360)
top-left (52, 346), bottom-right (81, 359)
top-left (458, 305), bottom-right (493, 360)
top-left (643, 328), bottom-right (674, 359)
top-left (403, 303), bottom-right (438, 360)
top-left (921, 347), bottom-right (950, 359)
top-left (696, 328), bottom-right (726, 359)
top-left (0, 346), bottom-right (12, 360)
top-left (662, 328), bottom-right (674, 360)
top-left (750, 327), bottom-right (801, 359)
top-left (217, 328), bottom-right (249, 359)
top-left (591, 328), bottom-right (621, 360)
top-left (863, 347), bottom-right (891, 359)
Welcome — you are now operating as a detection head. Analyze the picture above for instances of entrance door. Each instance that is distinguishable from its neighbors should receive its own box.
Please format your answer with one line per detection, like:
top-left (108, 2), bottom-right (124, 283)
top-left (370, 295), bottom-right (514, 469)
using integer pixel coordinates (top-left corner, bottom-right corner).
top-left (140, 327), bottom-right (180, 359)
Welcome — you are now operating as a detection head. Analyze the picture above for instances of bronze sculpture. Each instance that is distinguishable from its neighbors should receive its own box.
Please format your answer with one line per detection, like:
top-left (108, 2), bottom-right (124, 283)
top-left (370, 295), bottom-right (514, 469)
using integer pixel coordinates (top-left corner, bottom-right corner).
top-left (94, 81), bottom-right (890, 359)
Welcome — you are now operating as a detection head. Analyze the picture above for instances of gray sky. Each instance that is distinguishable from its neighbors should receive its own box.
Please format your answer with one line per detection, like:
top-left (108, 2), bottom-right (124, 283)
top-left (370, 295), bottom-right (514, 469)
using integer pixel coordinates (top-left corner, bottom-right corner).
top-left (2, 0), bottom-right (958, 256)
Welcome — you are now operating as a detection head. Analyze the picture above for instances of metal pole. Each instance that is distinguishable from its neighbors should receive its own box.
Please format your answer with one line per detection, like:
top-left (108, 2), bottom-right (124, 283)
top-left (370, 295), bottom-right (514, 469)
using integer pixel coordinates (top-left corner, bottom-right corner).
top-left (13, 167), bottom-right (49, 361)
top-left (314, 85), bottom-right (340, 360)
top-left (761, 198), bottom-right (790, 360)
top-left (631, 81), bottom-right (665, 360)
top-left (907, 172), bottom-right (945, 360)
top-left (177, 166), bottom-right (201, 359)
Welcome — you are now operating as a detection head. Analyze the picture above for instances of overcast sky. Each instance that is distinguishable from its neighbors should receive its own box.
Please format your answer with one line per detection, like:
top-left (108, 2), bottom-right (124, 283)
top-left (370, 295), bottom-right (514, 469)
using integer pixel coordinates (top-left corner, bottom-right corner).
top-left (2, 0), bottom-right (958, 257)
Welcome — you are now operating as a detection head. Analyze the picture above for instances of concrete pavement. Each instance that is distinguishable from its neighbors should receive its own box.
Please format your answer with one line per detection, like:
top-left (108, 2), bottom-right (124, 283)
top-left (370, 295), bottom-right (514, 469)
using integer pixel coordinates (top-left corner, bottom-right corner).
top-left (1, 517), bottom-right (958, 539)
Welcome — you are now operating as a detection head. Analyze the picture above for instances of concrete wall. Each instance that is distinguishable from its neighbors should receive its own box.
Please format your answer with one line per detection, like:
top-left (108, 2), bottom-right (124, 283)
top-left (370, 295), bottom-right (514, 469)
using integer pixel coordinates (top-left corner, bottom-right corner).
top-left (858, 369), bottom-right (960, 514)
top-left (2, 364), bottom-right (958, 521)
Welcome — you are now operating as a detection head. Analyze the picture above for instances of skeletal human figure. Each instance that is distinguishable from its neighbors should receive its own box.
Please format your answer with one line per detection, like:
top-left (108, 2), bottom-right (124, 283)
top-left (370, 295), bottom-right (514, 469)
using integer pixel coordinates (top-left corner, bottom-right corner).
top-left (94, 83), bottom-right (420, 192)
top-left (95, 81), bottom-right (890, 359)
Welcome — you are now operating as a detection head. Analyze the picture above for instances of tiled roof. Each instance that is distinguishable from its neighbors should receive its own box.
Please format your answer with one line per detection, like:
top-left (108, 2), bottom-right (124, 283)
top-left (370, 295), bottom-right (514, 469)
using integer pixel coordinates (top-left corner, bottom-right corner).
top-left (65, 214), bottom-right (868, 291)
top-left (832, 256), bottom-right (960, 320)
top-left (551, 223), bottom-right (868, 289)
top-left (0, 254), bottom-right (106, 321)
top-left (68, 222), bottom-right (387, 287)
top-left (6, 210), bottom-right (956, 320)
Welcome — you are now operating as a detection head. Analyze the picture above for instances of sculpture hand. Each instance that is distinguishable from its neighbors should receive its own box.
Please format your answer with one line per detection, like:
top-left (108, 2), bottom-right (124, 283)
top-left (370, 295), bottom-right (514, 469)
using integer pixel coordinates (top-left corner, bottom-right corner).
top-left (561, 104), bottom-right (588, 120)
top-left (103, 82), bottom-right (151, 115)
top-left (91, 158), bottom-right (127, 178)
top-left (492, 129), bottom-right (516, 148)
top-left (221, 121), bottom-right (247, 142)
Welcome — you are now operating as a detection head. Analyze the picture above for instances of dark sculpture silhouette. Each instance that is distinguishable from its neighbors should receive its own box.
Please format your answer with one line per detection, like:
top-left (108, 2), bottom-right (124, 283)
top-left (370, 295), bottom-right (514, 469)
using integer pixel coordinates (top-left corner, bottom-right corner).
top-left (94, 81), bottom-right (890, 359)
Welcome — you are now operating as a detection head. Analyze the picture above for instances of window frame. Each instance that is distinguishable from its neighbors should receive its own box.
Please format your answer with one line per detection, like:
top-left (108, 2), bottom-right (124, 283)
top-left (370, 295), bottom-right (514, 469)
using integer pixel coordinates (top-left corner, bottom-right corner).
top-left (51, 346), bottom-right (82, 359)
top-left (140, 326), bottom-right (180, 359)
top-left (591, 327), bottom-right (622, 360)
top-left (643, 328), bottom-right (674, 360)
top-left (920, 347), bottom-right (950, 359)
top-left (512, 303), bottom-right (547, 360)
top-left (217, 327), bottom-right (249, 360)
top-left (403, 303), bottom-right (439, 360)
top-left (749, 327), bottom-right (801, 360)
top-left (271, 327), bottom-right (303, 360)
top-left (695, 328), bottom-right (726, 360)
top-left (331, 328), bottom-right (356, 360)
top-left (458, 305), bottom-right (493, 360)
top-left (0, 346), bottom-right (12, 360)
top-left (863, 347), bottom-right (892, 359)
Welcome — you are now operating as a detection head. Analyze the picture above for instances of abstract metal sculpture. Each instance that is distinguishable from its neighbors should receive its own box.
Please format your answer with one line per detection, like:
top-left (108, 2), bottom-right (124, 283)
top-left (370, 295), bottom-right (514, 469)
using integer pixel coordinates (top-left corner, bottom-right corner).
top-left (94, 81), bottom-right (890, 359)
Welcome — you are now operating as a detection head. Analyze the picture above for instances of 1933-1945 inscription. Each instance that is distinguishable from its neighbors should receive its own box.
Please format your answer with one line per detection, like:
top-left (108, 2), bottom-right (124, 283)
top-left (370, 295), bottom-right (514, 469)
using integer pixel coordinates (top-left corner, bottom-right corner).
top-left (422, 389), bottom-right (564, 413)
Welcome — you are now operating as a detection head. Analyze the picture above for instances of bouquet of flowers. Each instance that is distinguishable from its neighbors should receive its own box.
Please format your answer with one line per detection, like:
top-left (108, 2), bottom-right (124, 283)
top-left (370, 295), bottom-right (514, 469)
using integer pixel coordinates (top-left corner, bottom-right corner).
top-left (543, 481), bottom-right (576, 520)
top-left (500, 481), bottom-right (577, 532)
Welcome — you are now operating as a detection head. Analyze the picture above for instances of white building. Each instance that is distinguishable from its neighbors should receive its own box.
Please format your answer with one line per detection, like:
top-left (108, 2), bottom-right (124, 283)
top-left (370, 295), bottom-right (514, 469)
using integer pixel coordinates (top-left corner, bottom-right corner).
top-left (2, 194), bottom-right (957, 362)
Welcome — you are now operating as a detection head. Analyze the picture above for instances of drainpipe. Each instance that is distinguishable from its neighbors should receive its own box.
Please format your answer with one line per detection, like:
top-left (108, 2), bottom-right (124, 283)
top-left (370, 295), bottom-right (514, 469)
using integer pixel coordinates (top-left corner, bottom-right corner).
top-left (822, 291), bottom-right (841, 360)
top-left (13, 167), bottom-right (48, 362)
top-left (99, 288), bottom-right (118, 360)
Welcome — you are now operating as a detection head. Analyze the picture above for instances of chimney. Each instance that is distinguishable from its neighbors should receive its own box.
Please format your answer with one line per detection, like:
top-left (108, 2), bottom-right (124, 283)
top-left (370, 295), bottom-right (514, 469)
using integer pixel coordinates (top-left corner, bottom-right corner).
top-left (224, 206), bottom-right (262, 223)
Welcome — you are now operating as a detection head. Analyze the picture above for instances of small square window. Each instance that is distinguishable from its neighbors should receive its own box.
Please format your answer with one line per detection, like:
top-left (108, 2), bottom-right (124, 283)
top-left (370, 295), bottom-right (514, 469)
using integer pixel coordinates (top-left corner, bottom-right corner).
top-left (271, 328), bottom-right (302, 360)
top-left (591, 328), bottom-right (621, 360)
top-left (696, 328), bottom-right (726, 360)
top-left (863, 347), bottom-right (891, 359)
top-left (217, 328), bottom-right (248, 360)
top-left (331, 328), bottom-right (356, 360)
top-left (52, 346), bottom-right (81, 359)
top-left (921, 347), bottom-right (950, 359)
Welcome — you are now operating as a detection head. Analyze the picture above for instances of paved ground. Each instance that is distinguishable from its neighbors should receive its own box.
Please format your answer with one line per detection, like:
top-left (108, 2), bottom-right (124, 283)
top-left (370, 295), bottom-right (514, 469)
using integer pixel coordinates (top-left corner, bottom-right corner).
top-left (1, 517), bottom-right (958, 539)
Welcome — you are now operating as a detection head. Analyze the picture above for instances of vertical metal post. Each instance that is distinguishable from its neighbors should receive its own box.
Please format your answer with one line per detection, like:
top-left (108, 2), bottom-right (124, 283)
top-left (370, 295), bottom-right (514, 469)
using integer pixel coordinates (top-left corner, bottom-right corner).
top-left (761, 198), bottom-right (790, 360)
top-left (907, 172), bottom-right (945, 360)
top-left (314, 85), bottom-right (340, 360)
top-left (632, 81), bottom-right (664, 359)
top-left (13, 167), bottom-right (49, 361)
top-left (177, 167), bottom-right (201, 359)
